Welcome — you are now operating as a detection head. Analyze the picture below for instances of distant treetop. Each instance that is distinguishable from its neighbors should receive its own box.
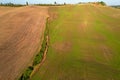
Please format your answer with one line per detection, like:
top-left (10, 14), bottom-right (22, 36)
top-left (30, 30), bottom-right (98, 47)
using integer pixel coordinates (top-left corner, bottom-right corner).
top-left (26, 2), bottom-right (28, 6)
top-left (54, 1), bottom-right (57, 5)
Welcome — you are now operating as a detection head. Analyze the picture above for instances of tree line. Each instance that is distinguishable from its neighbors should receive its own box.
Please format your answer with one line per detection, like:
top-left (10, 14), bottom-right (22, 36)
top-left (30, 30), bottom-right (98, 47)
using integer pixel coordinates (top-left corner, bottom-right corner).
top-left (78, 1), bottom-right (106, 6)
top-left (0, 2), bottom-right (25, 7)
top-left (0, 1), bottom-right (67, 7)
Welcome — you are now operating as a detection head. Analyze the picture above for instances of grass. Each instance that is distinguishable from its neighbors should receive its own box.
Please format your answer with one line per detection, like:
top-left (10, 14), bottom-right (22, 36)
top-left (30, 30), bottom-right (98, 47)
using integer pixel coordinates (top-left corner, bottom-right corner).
top-left (31, 5), bottom-right (120, 80)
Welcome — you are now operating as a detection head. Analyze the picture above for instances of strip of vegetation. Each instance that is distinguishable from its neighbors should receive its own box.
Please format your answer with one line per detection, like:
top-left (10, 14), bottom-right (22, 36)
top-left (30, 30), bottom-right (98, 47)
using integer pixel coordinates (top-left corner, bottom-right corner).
top-left (78, 1), bottom-right (106, 6)
top-left (32, 31), bottom-right (48, 66)
top-left (19, 66), bottom-right (33, 80)
top-left (34, 1), bottom-right (66, 6)
top-left (19, 18), bottom-right (49, 80)
top-left (0, 2), bottom-right (66, 7)
top-left (111, 5), bottom-right (120, 9)
top-left (34, 4), bottom-right (65, 6)
top-left (0, 3), bottom-right (25, 7)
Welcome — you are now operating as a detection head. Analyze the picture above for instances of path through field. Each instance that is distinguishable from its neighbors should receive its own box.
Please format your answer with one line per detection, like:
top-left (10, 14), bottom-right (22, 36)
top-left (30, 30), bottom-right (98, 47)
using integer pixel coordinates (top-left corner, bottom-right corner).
top-left (31, 5), bottom-right (120, 80)
top-left (0, 6), bottom-right (48, 80)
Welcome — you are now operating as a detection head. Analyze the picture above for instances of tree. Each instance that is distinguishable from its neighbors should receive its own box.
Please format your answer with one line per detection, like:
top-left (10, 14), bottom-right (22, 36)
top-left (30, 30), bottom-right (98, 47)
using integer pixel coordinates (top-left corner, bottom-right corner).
top-left (0, 3), bottom-right (3, 5)
top-left (64, 2), bottom-right (66, 5)
top-left (54, 1), bottom-right (57, 5)
top-left (99, 1), bottom-right (106, 6)
top-left (26, 1), bottom-right (28, 6)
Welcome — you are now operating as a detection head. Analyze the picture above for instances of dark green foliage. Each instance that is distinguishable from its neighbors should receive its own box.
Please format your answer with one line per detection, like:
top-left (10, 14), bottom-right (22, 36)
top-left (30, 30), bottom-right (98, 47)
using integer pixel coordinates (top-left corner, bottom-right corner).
top-left (19, 66), bottom-right (33, 80)
top-left (32, 53), bottom-right (43, 66)
top-left (98, 1), bottom-right (106, 6)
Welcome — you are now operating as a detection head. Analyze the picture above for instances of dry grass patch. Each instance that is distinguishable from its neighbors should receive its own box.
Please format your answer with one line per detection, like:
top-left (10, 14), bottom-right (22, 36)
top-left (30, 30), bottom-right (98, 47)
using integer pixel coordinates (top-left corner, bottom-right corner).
top-left (52, 41), bottom-right (72, 53)
top-left (99, 44), bottom-right (113, 63)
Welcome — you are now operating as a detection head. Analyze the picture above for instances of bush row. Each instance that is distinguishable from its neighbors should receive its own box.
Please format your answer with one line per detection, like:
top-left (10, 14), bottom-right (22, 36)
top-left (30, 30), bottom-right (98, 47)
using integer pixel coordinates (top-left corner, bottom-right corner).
top-left (19, 39), bottom-right (47, 80)
top-left (19, 19), bottom-right (49, 80)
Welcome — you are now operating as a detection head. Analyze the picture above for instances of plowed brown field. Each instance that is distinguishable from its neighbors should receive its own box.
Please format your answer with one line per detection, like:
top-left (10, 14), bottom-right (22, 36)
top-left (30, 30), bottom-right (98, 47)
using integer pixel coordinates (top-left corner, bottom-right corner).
top-left (0, 6), bottom-right (48, 80)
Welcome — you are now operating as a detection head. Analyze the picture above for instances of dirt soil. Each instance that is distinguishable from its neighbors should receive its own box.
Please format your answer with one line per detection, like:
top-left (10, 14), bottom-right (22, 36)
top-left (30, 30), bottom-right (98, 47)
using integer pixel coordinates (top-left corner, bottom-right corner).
top-left (0, 6), bottom-right (48, 80)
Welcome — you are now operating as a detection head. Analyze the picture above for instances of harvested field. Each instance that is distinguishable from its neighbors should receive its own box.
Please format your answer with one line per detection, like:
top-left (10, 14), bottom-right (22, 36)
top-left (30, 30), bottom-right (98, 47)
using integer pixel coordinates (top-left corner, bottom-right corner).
top-left (0, 6), bottom-right (48, 80)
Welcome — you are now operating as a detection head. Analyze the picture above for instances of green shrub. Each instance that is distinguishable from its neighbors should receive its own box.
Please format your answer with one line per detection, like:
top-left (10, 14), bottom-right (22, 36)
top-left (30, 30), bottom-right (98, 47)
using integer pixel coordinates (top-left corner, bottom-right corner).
top-left (32, 32), bottom-right (47, 66)
top-left (33, 52), bottom-right (43, 66)
top-left (19, 66), bottom-right (33, 80)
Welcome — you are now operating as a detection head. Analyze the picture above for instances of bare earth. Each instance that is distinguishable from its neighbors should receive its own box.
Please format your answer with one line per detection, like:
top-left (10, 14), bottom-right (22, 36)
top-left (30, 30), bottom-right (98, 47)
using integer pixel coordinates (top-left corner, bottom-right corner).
top-left (0, 6), bottom-right (48, 80)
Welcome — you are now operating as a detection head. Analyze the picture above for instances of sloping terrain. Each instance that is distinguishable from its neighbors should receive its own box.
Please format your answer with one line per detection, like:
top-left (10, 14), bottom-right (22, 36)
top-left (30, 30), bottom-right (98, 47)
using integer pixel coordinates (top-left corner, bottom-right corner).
top-left (31, 5), bottom-right (120, 80)
top-left (0, 6), bottom-right (48, 80)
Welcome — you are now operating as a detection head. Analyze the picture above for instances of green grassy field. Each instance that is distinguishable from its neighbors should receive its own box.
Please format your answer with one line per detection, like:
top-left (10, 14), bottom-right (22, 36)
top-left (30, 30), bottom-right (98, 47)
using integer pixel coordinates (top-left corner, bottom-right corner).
top-left (31, 5), bottom-right (120, 80)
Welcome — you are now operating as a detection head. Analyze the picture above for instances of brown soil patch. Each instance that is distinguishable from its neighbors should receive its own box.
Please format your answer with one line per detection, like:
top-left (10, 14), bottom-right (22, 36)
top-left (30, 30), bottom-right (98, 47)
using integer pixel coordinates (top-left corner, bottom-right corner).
top-left (0, 6), bottom-right (48, 80)
top-left (93, 33), bottom-right (106, 42)
top-left (49, 12), bottom-right (58, 21)
top-left (99, 45), bottom-right (112, 62)
top-left (52, 41), bottom-right (72, 53)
